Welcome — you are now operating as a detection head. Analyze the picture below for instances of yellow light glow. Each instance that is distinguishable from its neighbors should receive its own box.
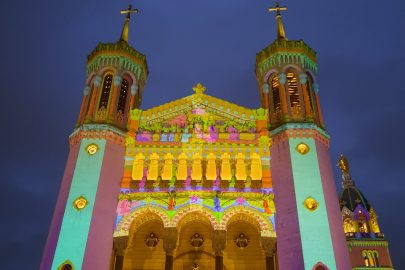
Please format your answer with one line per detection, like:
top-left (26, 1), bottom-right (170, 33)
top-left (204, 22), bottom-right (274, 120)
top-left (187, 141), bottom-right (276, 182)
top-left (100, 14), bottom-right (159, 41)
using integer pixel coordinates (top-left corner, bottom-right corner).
top-left (86, 143), bottom-right (99, 155)
top-left (303, 197), bottom-right (318, 212)
top-left (73, 196), bottom-right (88, 210)
top-left (296, 142), bottom-right (310, 155)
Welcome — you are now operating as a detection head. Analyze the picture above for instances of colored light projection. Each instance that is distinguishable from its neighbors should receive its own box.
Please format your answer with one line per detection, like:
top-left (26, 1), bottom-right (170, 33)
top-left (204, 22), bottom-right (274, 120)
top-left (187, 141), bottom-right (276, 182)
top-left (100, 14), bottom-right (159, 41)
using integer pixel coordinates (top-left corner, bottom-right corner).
top-left (114, 84), bottom-right (276, 239)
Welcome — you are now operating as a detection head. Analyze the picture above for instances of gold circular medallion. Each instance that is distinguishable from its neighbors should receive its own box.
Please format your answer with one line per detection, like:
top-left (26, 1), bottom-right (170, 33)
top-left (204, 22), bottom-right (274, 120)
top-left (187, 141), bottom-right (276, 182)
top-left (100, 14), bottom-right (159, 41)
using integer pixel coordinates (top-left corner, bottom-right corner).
top-left (304, 197), bottom-right (319, 212)
top-left (73, 196), bottom-right (88, 210)
top-left (86, 143), bottom-right (99, 155)
top-left (296, 142), bottom-right (310, 155)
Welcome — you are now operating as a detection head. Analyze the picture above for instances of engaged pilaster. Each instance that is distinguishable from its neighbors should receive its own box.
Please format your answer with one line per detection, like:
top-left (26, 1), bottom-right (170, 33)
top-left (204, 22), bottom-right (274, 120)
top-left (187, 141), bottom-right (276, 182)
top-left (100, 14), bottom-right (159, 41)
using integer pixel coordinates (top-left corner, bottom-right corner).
top-left (212, 230), bottom-right (227, 270)
top-left (163, 227), bottom-right (178, 270)
top-left (261, 237), bottom-right (277, 270)
top-left (113, 236), bottom-right (129, 270)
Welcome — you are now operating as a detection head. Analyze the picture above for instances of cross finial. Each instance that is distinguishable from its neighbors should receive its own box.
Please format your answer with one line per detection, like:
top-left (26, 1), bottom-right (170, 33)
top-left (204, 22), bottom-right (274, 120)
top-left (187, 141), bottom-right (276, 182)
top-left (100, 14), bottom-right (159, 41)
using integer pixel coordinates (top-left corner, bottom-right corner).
top-left (119, 4), bottom-right (139, 43)
top-left (192, 83), bottom-right (206, 95)
top-left (268, 2), bottom-right (288, 40)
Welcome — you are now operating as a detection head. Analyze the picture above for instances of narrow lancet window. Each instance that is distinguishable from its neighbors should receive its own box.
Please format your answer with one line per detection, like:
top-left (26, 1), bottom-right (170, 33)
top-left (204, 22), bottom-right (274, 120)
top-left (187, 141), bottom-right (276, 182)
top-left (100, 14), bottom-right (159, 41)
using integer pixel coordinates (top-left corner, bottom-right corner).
top-left (270, 75), bottom-right (281, 114)
top-left (287, 71), bottom-right (300, 109)
top-left (306, 72), bottom-right (315, 111)
top-left (117, 78), bottom-right (129, 114)
top-left (99, 74), bottom-right (113, 109)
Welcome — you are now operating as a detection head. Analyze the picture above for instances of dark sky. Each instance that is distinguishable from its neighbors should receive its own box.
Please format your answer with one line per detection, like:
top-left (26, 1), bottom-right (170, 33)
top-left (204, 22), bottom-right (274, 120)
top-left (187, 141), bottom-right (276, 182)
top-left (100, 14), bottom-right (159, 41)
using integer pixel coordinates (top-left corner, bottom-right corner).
top-left (0, 0), bottom-right (404, 268)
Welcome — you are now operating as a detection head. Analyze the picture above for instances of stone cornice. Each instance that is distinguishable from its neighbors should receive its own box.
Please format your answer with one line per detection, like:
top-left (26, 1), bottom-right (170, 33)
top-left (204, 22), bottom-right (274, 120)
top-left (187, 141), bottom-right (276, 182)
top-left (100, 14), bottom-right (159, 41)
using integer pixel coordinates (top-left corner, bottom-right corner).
top-left (86, 41), bottom-right (148, 82)
top-left (69, 124), bottom-right (126, 146)
top-left (347, 239), bottom-right (389, 248)
top-left (270, 123), bottom-right (330, 146)
top-left (256, 39), bottom-right (318, 78)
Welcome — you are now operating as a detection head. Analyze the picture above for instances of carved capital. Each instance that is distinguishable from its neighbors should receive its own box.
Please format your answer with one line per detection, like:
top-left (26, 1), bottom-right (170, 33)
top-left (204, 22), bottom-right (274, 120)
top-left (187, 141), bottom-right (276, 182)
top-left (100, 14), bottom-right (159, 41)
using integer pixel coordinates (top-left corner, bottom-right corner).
top-left (212, 230), bottom-right (227, 255)
top-left (93, 75), bottom-right (102, 87)
top-left (113, 236), bottom-right (129, 256)
top-left (299, 73), bottom-right (308, 84)
top-left (260, 237), bottom-right (277, 257)
top-left (83, 86), bottom-right (91, 96)
top-left (262, 83), bottom-right (269, 94)
top-left (163, 227), bottom-right (178, 254)
top-left (313, 83), bottom-right (319, 93)
top-left (114, 76), bottom-right (123, 87)
top-left (278, 73), bottom-right (286, 84)
top-left (131, 84), bottom-right (138, 96)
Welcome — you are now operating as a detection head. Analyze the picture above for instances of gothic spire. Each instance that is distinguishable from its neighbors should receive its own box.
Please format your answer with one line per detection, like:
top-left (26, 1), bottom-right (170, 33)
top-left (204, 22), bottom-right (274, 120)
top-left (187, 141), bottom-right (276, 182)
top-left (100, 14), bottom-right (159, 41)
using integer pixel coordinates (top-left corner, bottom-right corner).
top-left (268, 2), bottom-right (288, 40)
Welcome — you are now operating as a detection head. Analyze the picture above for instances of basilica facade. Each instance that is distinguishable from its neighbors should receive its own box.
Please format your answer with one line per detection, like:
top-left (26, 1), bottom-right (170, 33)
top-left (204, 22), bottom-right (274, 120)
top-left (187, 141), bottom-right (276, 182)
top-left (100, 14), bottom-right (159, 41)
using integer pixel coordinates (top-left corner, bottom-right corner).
top-left (40, 4), bottom-right (393, 270)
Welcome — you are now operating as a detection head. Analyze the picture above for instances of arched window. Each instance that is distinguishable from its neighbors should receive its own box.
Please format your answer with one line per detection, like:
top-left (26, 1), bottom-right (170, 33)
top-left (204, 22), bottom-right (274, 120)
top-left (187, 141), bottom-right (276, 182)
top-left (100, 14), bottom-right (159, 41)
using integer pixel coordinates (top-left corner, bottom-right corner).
top-left (286, 71), bottom-right (301, 117)
top-left (98, 74), bottom-right (113, 109)
top-left (367, 251), bottom-right (375, 266)
top-left (363, 253), bottom-right (370, 266)
top-left (270, 75), bottom-right (281, 115)
top-left (305, 72), bottom-right (316, 112)
top-left (117, 78), bottom-right (129, 114)
top-left (374, 251), bottom-right (380, 266)
top-left (61, 263), bottom-right (73, 270)
top-left (312, 262), bottom-right (329, 270)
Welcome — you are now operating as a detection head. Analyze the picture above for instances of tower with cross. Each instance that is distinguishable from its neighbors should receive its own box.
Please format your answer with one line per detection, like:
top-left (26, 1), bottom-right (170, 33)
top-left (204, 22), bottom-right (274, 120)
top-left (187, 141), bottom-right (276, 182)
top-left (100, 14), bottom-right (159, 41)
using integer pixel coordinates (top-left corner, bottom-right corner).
top-left (258, 2), bottom-right (351, 269)
top-left (40, 4), bottom-right (148, 270)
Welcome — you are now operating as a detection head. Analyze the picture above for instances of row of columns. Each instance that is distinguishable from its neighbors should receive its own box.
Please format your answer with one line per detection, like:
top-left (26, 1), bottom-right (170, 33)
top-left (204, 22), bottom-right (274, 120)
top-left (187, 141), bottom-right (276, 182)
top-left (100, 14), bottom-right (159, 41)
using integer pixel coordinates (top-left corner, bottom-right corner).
top-left (112, 229), bottom-right (277, 270)
top-left (77, 74), bottom-right (139, 126)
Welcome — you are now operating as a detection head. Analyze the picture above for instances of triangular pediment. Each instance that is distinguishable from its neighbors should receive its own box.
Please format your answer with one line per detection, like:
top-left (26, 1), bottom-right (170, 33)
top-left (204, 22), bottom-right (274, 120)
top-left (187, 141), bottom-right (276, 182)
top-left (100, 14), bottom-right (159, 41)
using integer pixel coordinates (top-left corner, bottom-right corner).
top-left (137, 92), bottom-right (261, 133)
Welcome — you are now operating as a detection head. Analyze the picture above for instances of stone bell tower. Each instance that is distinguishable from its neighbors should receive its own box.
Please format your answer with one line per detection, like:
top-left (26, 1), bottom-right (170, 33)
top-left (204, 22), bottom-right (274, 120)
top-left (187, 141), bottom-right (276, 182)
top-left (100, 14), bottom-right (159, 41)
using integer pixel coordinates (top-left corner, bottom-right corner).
top-left (40, 5), bottom-right (148, 270)
top-left (256, 3), bottom-right (351, 269)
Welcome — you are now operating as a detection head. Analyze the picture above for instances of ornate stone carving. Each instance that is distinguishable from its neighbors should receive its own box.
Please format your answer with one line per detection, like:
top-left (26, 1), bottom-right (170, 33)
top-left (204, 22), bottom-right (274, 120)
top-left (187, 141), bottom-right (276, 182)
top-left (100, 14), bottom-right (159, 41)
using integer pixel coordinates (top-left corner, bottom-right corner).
top-left (114, 75), bottom-right (123, 87)
top-left (296, 142), bottom-right (310, 155)
top-left (235, 233), bottom-right (249, 248)
top-left (279, 73), bottom-right (286, 84)
top-left (189, 233), bottom-right (204, 248)
top-left (145, 232), bottom-right (160, 248)
top-left (299, 73), bottom-right (308, 84)
top-left (262, 83), bottom-right (269, 94)
top-left (304, 196), bottom-right (319, 212)
top-left (131, 84), bottom-right (138, 96)
top-left (83, 86), bottom-right (91, 96)
top-left (93, 75), bottom-right (102, 87)
top-left (73, 196), bottom-right (88, 210)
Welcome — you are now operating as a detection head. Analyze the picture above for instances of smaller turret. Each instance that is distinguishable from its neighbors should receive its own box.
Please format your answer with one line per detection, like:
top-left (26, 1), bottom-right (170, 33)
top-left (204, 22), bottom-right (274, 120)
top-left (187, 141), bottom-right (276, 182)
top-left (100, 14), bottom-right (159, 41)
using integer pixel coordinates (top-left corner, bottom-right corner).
top-left (338, 155), bottom-right (394, 269)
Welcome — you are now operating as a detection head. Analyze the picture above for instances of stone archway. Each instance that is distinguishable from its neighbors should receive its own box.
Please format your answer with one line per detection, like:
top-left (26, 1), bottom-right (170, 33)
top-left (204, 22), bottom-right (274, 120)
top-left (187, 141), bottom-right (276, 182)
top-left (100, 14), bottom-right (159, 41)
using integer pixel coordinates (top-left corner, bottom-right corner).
top-left (122, 211), bottom-right (166, 270)
top-left (173, 212), bottom-right (216, 270)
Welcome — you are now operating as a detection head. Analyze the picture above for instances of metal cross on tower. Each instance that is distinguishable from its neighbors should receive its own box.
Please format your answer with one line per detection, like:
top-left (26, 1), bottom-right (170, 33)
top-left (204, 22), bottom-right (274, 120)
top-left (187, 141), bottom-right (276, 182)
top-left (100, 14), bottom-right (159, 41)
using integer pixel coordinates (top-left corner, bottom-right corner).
top-left (120, 4), bottom-right (139, 42)
top-left (268, 2), bottom-right (288, 40)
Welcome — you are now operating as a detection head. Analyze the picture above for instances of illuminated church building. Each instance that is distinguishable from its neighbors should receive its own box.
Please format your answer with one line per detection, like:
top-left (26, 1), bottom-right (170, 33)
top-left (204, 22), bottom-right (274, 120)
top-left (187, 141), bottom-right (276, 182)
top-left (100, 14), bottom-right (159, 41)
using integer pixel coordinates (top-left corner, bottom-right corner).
top-left (40, 3), bottom-right (394, 270)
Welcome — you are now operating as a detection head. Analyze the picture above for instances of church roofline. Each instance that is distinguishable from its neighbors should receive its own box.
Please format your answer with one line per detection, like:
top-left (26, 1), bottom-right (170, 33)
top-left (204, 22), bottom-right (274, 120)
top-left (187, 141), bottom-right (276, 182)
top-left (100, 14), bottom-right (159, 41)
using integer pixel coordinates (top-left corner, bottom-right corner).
top-left (140, 91), bottom-right (259, 124)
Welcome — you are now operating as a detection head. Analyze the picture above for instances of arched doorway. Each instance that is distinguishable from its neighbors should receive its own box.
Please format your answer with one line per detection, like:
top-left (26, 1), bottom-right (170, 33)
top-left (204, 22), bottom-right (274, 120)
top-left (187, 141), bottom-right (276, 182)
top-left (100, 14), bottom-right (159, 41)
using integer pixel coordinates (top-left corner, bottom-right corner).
top-left (223, 213), bottom-right (267, 270)
top-left (122, 212), bottom-right (166, 270)
top-left (173, 212), bottom-right (216, 269)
